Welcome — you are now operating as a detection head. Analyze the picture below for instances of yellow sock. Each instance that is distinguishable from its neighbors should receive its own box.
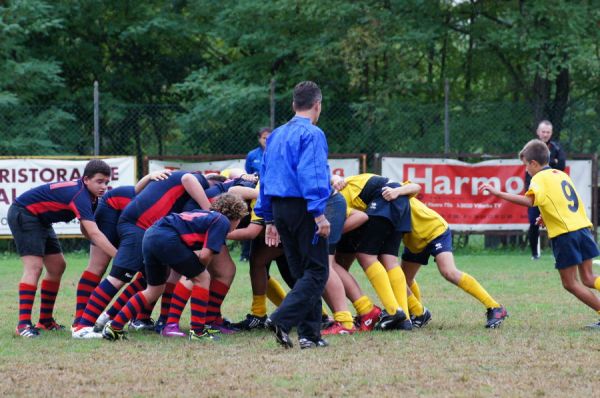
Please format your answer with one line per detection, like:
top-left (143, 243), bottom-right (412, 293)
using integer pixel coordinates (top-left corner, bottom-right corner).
top-left (410, 280), bottom-right (422, 302)
top-left (352, 295), bottom-right (374, 316)
top-left (457, 273), bottom-right (500, 309)
top-left (266, 277), bottom-right (286, 307)
top-left (365, 262), bottom-right (399, 315)
top-left (407, 293), bottom-right (424, 317)
top-left (594, 276), bottom-right (600, 291)
top-left (387, 266), bottom-right (409, 317)
top-left (251, 295), bottom-right (267, 317)
top-left (333, 311), bottom-right (354, 329)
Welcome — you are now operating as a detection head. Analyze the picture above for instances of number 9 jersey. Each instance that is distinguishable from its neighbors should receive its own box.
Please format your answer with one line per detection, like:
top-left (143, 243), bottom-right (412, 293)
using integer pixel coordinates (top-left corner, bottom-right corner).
top-left (526, 167), bottom-right (592, 238)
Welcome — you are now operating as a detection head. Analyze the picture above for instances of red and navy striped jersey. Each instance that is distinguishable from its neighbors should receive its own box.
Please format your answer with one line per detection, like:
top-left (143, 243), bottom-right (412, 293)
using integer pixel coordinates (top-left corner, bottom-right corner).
top-left (15, 179), bottom-right (96, 225)
top-left (100, 186), bottom-right (136, 211)
top-left (120, 171), bottom-right (209, 230)
top-left (157, 210), bottom-right (230, 252)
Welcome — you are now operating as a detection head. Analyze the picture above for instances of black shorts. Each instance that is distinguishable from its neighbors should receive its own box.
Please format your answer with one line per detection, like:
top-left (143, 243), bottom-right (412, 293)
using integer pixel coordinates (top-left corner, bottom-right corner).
top-left (337, 216), bottom-right (402, 256)
top-left (94, 202), bottom-right (121, 247)
top-left (7, 203), bottom-right (62, 257)
top-left (142, 226), bottom-right (206, 286)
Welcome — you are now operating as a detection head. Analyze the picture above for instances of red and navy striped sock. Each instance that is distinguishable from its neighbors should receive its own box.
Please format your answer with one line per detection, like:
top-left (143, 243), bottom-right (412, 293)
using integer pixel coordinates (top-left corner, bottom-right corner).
top-left (190, 285), bottom-right (209, 333)
top-left (206, 279), bottom-right (229, 324)
top-left (166, 281), bottom-right (192, 325)
top-left (18, 283), bottom-right (37, 329)
top-left (106, 274), bottom-right (146, 319)
top-left (74, 271), bottom-right (101, 325)
top-left (78, 279), bottom-right (119, 327)
top-left (136, 300), bottom-right (155, 321)
top-left (38, 279), bottom-right (60, 325)
top-left (158, 282), bottom-right (176, 323)
top-left (111, 293), bottom-right (149, 330)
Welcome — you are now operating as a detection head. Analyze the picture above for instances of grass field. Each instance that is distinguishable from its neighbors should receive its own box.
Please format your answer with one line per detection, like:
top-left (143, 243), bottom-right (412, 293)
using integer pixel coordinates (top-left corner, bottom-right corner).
top-left (1, 248), bottom-right (600, 397)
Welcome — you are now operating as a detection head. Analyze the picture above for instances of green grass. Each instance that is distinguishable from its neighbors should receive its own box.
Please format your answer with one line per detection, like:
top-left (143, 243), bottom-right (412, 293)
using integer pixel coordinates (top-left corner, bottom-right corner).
top-left (1, 249), bottom-right (600, 397)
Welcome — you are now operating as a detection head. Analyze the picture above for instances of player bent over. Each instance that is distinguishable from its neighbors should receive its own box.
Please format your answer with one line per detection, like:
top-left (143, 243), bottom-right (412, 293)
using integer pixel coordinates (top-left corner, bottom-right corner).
top-left (481, 139), bottom-right (600, 328)
top-left (102, 193), bottom-right (248, 341)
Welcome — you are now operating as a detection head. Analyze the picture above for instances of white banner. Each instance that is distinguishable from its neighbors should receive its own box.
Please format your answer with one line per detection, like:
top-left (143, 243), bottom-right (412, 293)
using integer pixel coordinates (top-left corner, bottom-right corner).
top-left (149, 157), bottom-right (360, 177)
top-left (382, 157), bottom-right (593, 232)
top-left (0, 157), bottom-right (136, 236)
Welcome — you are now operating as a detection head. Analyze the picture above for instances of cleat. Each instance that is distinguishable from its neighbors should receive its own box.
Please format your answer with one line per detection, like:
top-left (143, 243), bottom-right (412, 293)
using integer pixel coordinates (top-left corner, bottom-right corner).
top-left (160, 323), bottom-right (186, 338)
top-left (398, 319), bottom-right (413, 331)
top-left (265, 318), bottom-right (293, 349)
top-left (93, 312), bottom-right (111, 333)
top-left (128, 318), bottom-right (155, 332)
top-left (72, 326), bottom-right (103, 339)
top-left (321, 314), bottom-right (335, 330)
top-left (231, 313), bottom-right (267, 331)
top-left (16, 324), bottom-right (40, 338)
top-left (485, 305), bottom-right (508, 329)
top-left (154, 318), bottom-right (166, 334)
top-left (189, 329), bottom-right (220, 341)
top-left (374, 308), bottom-right (407, 331)
top-left (298, 337), bottom-right (329, 349)
top-left (358, 305), bottom-right (382, 332)
top-left (35, 318), bottom-right (65, 331)
top-left (411, 308), bottom-right (432, 329)
top-left (102, 321), bottom-right (127, 341)
top-left (585, 320), bottom-right (600, 329)
top-left (207, 317), bottom-right (240, 335)
top-left (321, 322), bottom-right (356, 335)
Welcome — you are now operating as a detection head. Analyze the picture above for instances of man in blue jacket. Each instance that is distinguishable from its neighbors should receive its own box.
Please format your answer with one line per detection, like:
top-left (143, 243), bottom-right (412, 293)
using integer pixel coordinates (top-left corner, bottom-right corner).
top-left (255, 81), bottom-right (331, 349)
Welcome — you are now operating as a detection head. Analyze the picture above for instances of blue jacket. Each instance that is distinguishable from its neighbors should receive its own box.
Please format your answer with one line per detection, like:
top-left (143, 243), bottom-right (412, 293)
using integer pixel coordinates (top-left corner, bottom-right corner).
top-left (245, 146), bottom-right (264, 175)
top-left (254, 116), bottom-right (331, 221)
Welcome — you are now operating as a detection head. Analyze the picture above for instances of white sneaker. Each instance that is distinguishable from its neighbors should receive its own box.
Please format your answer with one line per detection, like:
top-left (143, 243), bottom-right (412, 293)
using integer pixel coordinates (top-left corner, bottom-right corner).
top-left (72, 326), bottom-right (103, 339)
top-left (95, 312), bottom-right (111, 330)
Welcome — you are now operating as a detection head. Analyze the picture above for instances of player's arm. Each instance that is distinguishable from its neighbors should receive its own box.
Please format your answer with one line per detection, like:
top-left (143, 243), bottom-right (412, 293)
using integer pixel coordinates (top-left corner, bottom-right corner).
top-left (134, 169), bottom-right (172, 194)
top-left (80, 223), bottom-right (91, 240)
top-left (227, 186), bottom-right (258, 200)
top-left (343, 209), bottom-right (368, 233)
top-left (80, 219), bottom-right (118, 257)
top-left (478, 184), bottom-right (534, 207)
top-left (227, 223), bottom-right (264, 240)
top-left (331, 175), bottom-right (347, 191)
top-left (381, 182), bottom-right (421, 201)
top-left (195, 247), bottom-right (215, 267)
top-left (182, 173), bottom-right (211, 210)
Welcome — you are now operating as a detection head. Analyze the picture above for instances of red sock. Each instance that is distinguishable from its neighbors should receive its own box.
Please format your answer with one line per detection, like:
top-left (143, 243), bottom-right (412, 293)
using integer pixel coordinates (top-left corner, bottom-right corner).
top-left (106, 273), bottom-right (146, 318)
top-left (136, 301), bottom-right (156, 321)
top-left (18, 283), bottom-right (37, 329)
top-left (112, 293), bottom-right (149, 330)
top-left (166, 281), bottom-right (192, 325)
top-left (206, 279), bottom-right (229, 324)
top-left (74, 271), bottom-right (101, 325)
top-left (190, 285), bottom-right (209, 333)
top-left (39, 279), bottom-right (60, 324)
top-left (159, 282), bottom-right (176, 321)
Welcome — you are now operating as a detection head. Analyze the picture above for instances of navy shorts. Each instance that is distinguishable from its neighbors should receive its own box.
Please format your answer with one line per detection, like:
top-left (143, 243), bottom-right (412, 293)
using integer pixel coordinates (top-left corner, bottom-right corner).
top-left (325, 193), bottom-right (346, 255)
top-left (402, 228), bottom-right (453, 265)
top-left (551, 228), bottom-right (599, 269)
top-left (366, 184), bottom-right (412, 233)
top-left (336, 217), bottom-right (402, 256)
top-left (111, 221), bottom-right (146, 272)
top-left (7, 203), bottom-right (62, 257)
top-left (94, 202), bottom-right (121, 247)
top-left (143, 226), bottom-right (206, 286)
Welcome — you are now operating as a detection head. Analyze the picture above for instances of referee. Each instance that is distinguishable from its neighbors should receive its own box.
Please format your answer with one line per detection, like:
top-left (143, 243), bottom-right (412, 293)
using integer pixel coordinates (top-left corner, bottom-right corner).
top-left (255, 81), bottom-right (331, 349)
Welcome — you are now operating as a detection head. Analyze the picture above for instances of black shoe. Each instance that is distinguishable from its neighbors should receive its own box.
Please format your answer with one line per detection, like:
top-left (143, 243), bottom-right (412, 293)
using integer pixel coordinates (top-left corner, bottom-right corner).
top-left (374, 308), bottom-right (407, 331)
top-left (398, 319), bottom-right (413, 331)
top-left (265, 318), bottom-right (293, 349)
top-left (585, 319), bottom-right (600, 329)
top-left (485, 305), bottom-right (508, 329)
top-left (321, 314), bottom-right (334, 330)
top-left (154, 318), bottom-right (166, 334)
top-left (231, 313), bottom-right (267, 330)
top-left (411, 308), bottom-right (432, 328)
top-left (298, 337), bottom-right (329, 349)
top-left (102, 321), bottom-right (127, 341)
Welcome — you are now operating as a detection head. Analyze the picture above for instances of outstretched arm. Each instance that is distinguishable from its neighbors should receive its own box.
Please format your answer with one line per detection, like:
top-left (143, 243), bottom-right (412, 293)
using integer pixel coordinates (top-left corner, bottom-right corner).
top-left (479, 183), bottom-right (533, 207)
top-left (80, 220), bottom-right (117, 258)
top-left (135, 169), bottom-right (172, 194)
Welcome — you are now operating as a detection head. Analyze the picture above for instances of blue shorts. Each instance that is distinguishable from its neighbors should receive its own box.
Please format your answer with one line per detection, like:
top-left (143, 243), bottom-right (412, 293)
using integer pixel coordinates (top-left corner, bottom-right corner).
top-left (7, 203), bottom-right (62, 257)
top-left (551, 228), bottom-right (599, 269)
top-left (401, 228), bottom-right (453, 265)
top-left (325, 193), bottom-right (346, 255)
top-left (94, 202), bottom-right (121, 247)
top-left (111, 221), bottom-right (146, 273)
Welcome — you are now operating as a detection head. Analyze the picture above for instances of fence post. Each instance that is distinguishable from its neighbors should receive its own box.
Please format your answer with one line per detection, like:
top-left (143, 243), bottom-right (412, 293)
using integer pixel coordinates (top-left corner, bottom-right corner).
top-left (270, 78), bottom-right (276, 130)
top-left (444, 79), bottom-right (450, 155)
top-left (93, 81), bottom-right (100, 156)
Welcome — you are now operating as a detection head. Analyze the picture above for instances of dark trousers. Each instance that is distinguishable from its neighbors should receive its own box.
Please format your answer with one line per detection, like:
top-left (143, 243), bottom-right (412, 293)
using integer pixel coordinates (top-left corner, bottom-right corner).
top-left (270, 197), bottom-right (329, 340)
top-left (528, 206), bottom-right (541, 257)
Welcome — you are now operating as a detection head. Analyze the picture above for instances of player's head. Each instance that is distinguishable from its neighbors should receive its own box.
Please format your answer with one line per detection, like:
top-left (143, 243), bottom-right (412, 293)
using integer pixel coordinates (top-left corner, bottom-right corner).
top-left (519, 139), bottom-right (549, 176)
top-left (257, 127), bottom-right (271, 149)
top-left (210, 193), bottom-right (248, 231)
top-left (292, 81), bottom-right (322, 124)
top-left (536, 120), bottom-right (553, 143)
top-left (205, 173), bottom-right (227, 183)
top-left (83, 159), bottom-right (111, 197)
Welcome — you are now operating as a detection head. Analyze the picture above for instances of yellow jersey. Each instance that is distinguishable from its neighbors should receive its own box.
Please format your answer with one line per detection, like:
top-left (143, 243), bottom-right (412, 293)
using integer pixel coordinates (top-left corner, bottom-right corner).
top-left (403, 196), bottom-right (449, 253)
top-left (338, 174), bottom-right (387, 214)
top-left (526, 168), bottom-right (592, 238)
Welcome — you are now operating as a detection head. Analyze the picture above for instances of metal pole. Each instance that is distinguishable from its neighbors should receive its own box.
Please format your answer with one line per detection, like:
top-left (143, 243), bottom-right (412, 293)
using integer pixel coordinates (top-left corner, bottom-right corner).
top-left (93, 81), bottom-right (100, 156)
top-left (444, 79), bottom-right (450, 155)
top-left (269, 78), bottom-right (276, 130)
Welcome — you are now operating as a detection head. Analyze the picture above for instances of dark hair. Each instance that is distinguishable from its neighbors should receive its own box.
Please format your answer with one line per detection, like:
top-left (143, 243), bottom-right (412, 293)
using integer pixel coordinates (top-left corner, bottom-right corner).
top-left (519, 139), bottom-right (549, 165)
top-left (210, 193), bottom-right (248, 220)
top-left (84, 159), bottom-right (111, 178)
top-left (293, 81), bottom-right (322, 111)
top-left (257, 127), bottom-right (271, 137)
top-left (205, 174), bottom-right (227, 183)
